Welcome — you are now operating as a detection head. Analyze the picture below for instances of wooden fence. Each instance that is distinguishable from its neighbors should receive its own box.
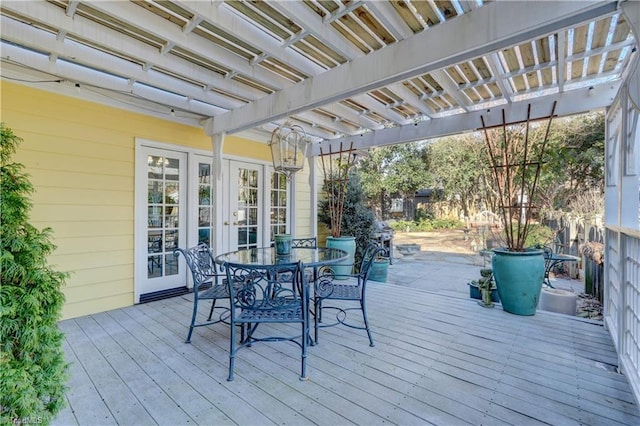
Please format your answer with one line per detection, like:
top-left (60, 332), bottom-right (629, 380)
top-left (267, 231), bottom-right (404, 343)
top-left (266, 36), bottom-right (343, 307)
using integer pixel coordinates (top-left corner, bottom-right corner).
top-left (544, 213), bottom-right (604, 302)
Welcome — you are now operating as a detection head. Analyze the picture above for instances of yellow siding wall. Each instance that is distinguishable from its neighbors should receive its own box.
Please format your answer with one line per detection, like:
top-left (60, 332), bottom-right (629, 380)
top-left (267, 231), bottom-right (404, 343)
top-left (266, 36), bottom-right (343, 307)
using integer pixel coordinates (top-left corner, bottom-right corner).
top-left (0, 81), bottom-right (310, 318)
top-left (225, 134), bottom-right (271, 162)
top-left (1, 82), bottom-right (210, 318)
top-left (294, 168), bottom-right (313, 238)
top-left (0, 81), bottom-right (278, 319)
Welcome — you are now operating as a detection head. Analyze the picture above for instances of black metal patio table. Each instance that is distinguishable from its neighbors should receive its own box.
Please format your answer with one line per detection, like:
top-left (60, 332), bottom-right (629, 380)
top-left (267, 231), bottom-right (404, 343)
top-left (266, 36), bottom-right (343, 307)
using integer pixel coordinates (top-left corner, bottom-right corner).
top-left (215, 246), bottom-right (348, 347)
top-left (544, 252), bottom-right (580, 288)
top-left (215, 246), bottom-right (349, 302)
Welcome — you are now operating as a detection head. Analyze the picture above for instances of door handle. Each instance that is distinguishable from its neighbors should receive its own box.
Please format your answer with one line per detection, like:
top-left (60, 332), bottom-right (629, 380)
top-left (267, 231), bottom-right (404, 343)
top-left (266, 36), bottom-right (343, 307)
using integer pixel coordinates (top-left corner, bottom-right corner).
top-left (224, 221), bottom-right (229, 225)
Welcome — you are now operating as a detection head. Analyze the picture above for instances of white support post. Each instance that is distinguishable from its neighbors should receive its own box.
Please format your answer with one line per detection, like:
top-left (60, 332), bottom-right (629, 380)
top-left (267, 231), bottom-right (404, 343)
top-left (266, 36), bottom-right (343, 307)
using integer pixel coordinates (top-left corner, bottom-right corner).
top-left (289, 173), bottom-right (297, 234)
top-left (212, 132), bottom-right (225, 255)
top-left (308, 156), bottom-right (318, 241)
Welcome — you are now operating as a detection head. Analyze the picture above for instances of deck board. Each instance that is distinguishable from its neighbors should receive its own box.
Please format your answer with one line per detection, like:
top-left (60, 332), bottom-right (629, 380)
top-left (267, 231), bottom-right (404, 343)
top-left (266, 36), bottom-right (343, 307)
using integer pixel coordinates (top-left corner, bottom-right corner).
top-left (54, 282), bottom-right (640, 425)
top-left (120, 305), bottom-right (302, 425)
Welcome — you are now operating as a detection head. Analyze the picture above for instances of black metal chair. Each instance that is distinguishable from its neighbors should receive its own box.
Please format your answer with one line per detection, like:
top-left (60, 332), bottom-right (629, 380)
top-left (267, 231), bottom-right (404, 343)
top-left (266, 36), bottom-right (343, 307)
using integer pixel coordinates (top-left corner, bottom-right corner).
top-left (223, 260), bottom-right (309, 381)
top-left (313, 242), bottom-right (387, 347)
top-left (292, 237), bottom-right (318, 284)
top-left (174, 243), bottom-right (230, 344)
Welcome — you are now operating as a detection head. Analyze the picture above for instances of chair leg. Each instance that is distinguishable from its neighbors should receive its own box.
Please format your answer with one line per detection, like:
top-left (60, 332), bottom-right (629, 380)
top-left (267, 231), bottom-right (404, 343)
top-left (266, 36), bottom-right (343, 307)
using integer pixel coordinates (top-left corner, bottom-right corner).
top-left (207, 299), bottom-right (217, 321)
top-left (185, 298), bottom-right (198, 344)
top-left (300, 320), bottom-right (308, 381)
top-left (361, 299), bottom-right (374, 347)
top-left (228, 319), bottom-right (236, 381)
top-left (314, 299), bottom-right (321, 344)
top-left (246, 323), bottom-right (259, 347)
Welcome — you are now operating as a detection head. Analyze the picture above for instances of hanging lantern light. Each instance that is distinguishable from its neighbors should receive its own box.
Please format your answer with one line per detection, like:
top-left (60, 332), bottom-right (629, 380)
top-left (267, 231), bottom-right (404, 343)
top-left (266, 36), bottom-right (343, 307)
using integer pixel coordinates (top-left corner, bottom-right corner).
top-left (268, 121), bottom-right (309, 180)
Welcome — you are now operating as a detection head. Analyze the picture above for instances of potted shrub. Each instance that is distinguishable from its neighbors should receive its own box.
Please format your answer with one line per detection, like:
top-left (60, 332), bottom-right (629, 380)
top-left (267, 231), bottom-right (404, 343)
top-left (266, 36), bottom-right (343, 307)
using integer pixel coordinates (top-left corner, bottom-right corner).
top-left (318, 143), bottom-right (376, 275)
top-left (481, 103), bottom-right (556, 315)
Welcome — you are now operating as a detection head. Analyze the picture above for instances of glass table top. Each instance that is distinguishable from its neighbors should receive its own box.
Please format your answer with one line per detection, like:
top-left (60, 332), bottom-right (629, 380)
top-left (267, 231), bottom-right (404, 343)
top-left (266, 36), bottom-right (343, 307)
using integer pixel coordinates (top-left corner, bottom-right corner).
top-left (215, 247), bottom-right (348, 267)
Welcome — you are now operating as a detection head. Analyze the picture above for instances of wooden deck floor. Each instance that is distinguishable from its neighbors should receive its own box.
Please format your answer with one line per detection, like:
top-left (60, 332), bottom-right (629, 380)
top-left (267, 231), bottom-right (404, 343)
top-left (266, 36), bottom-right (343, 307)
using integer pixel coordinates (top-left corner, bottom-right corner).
top-left (54, 282), bottom-right (640, 426)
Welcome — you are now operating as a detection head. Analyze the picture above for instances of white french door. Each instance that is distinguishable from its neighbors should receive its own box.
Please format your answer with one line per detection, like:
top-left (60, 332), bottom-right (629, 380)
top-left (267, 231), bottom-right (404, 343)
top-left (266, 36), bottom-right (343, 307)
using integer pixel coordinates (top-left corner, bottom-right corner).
top-left (135, 146), bottom-right (188, 301)
top-left (134, 149), bottom-right (288, 300)
top-left (223, 161), bottom-right (264, 252)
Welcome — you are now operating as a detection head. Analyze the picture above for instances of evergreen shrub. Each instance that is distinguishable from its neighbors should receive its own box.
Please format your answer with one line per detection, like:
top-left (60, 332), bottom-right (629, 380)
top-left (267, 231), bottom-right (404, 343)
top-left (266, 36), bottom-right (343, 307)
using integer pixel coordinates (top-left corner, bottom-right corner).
top-left (1, 123), bottom-right (69, 424)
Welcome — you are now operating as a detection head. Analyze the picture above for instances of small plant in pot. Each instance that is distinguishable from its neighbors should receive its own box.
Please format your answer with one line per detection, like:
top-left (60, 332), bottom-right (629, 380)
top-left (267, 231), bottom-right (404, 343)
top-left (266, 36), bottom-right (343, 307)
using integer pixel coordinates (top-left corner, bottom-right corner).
top-left (469, 268), bottom-right (499, 307)
top-left (481, 103), bottom-right (556, 315)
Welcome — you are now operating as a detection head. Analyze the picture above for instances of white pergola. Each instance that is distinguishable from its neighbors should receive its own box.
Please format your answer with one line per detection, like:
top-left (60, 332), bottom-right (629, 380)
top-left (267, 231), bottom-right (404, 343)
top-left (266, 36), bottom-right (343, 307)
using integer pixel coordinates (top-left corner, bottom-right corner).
top-left (1, 1), bottom-right (634, 142)
top-left (2, 0), bottom-right (639, 402)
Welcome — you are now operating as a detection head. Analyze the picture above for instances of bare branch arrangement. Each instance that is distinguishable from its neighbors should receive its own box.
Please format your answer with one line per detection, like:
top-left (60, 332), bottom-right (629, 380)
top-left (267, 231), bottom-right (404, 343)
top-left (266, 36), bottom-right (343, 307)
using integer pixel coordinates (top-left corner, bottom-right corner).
top-left (481, 102), bottom-right (556, 251)
top-left (320, 141), bottom-right (357, 238)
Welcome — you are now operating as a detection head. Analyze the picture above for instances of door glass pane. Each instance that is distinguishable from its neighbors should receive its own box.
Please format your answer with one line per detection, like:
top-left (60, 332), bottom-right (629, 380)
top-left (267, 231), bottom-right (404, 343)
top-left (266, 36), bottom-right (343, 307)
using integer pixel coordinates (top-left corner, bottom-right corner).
top-left (148, 207), bottom-right (163, 228)
top-left (165, 230), bottom-right (178, 252)
top-left (146, 154), bottom-right (182, 279)
top-left (165, 182), bottom-right (179, 203)
top-left (148, 181), bottom-right (163, 203)
top-left (148, 156), bottom-right (163, 179)
top-left (165, 206), bottom-right (179, 228)
top-left (197, 161), bottom-right (214, 245)
top-left (270, 172), bottom-right (288, 242)
top-left (198, 228), bottom-right (210, 244)
top-left (248, 207), bottom-right (258, 226)
top-left (165, 158), bottom-right (180, 181)
top-left (238, 229), bottom-right (247, 245)
top-left (236, 167), bottom-right (259, 250)
top-left (148, 255), bottom-right (162, 278)
top-left (248, 170), bottom-right (258, 187)
top-left (164, 254), bottom-right (178, 276)
top-left (199, 185), bottom-right (210, 205)
top-left (198, 207), bottom-right (210, 226)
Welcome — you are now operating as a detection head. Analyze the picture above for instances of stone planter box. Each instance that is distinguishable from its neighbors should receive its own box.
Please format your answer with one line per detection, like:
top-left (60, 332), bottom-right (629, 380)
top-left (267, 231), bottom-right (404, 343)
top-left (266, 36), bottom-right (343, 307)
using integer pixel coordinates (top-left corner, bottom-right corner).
top-left (396, 243), bottom-right (420, 257)
top-left (539, 288), bottom-right (577, 316)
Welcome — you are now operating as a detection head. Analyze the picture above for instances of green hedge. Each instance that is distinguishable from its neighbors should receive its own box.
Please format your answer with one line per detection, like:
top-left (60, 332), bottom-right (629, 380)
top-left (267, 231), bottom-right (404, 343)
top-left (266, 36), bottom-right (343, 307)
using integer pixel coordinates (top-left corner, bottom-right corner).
top-left (390, 218), bottom-right (464, 232)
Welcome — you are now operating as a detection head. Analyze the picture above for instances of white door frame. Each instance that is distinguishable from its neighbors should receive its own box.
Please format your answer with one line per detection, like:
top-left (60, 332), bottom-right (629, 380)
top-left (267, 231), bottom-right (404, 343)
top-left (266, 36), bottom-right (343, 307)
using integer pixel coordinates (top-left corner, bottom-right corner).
top-left (134, 138), bottom-right (215, 302)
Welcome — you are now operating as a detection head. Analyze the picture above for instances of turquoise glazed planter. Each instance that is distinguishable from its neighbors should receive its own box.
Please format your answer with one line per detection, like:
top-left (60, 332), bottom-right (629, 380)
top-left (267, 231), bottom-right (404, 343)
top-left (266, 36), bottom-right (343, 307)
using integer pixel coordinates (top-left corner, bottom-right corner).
top-left (492, 247), bottom-right (545, 315)
top-left (326, 236), bottom-right (356, 278)
top-left (274, 234), bottom-right (293, 255)
top-left (369, 259), bottom-right (389, 283)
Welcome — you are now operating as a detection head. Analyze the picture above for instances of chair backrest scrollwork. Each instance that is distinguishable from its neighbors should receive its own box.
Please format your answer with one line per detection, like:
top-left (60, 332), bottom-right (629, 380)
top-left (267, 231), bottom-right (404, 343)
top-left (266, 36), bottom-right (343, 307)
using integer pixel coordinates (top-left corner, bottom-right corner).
top-left (174, 243), bottom-right (220, 290)
top-left (358, 243), bottom-right (388, 278)
top-left (292, 237), bottom-right (317, 248)
top-left (223, 261), bottom-right (305, 311)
